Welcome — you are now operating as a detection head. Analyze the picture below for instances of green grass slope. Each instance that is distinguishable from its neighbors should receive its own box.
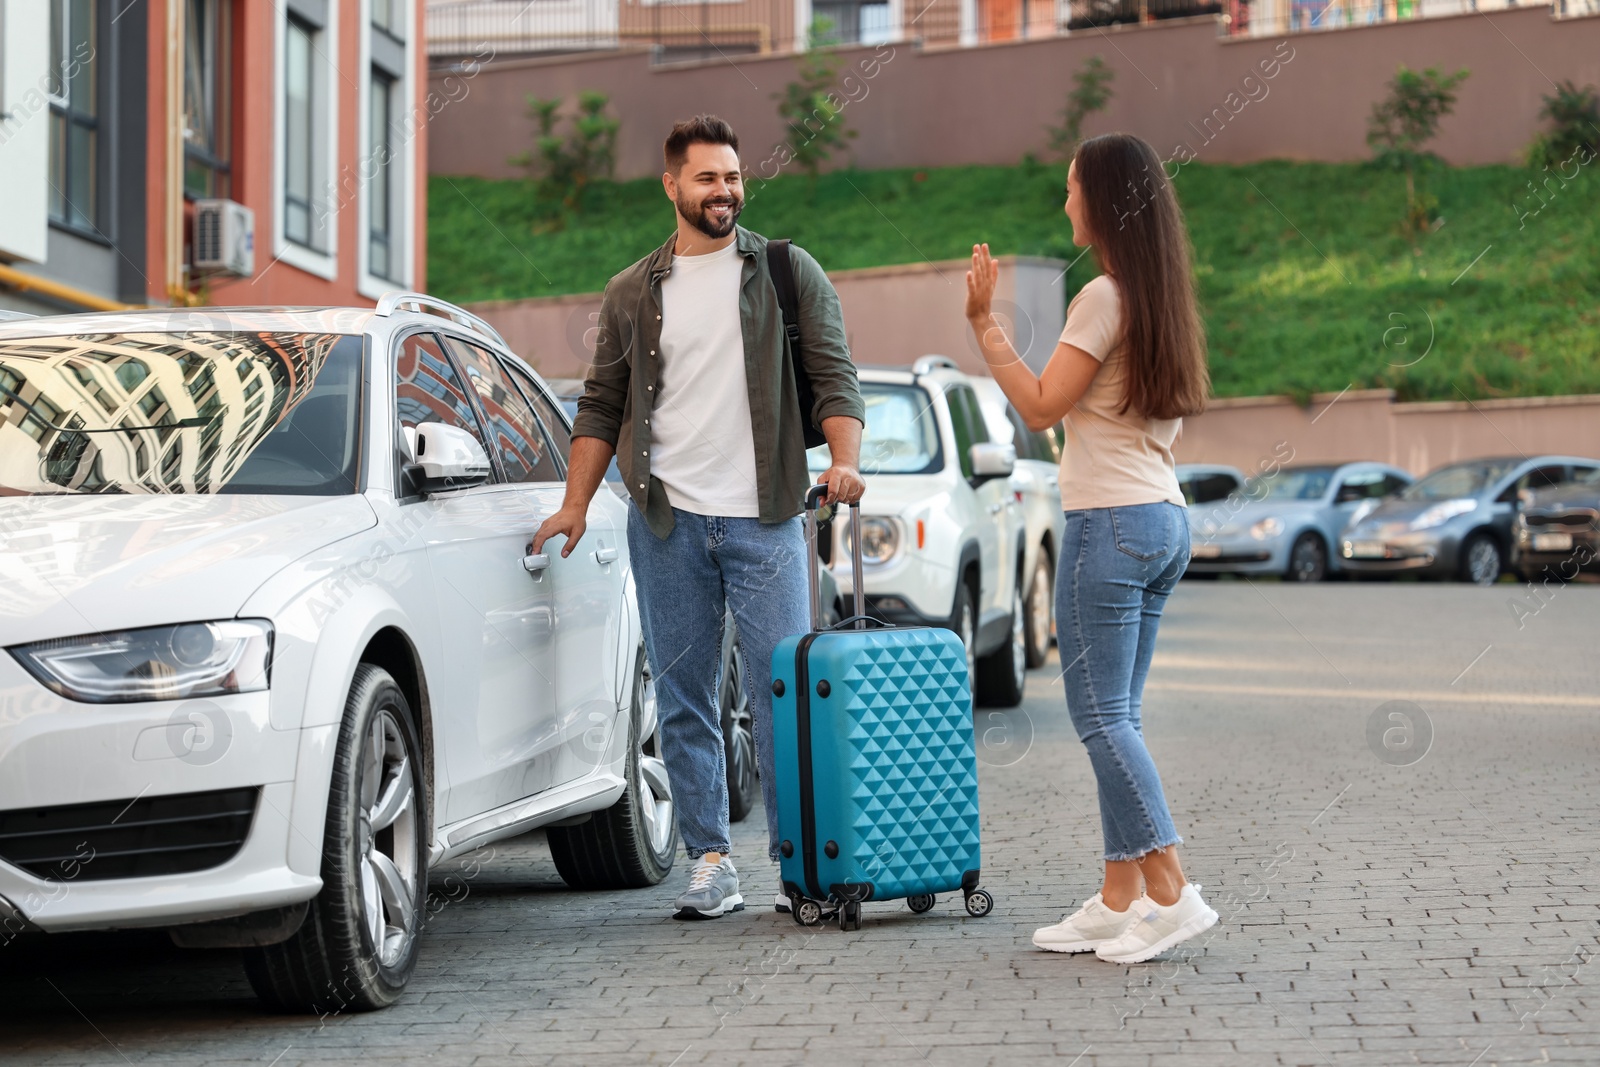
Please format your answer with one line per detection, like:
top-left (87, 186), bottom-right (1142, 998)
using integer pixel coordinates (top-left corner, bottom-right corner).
top-left (428, 159), bottom-right (1600, 401)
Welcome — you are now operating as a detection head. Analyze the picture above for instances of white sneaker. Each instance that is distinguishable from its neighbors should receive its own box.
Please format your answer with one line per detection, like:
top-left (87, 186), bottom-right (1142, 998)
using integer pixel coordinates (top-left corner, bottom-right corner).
top-left (1094, 884), bottom-right (1219, 964)
top-left (1032, 892), bottom-right (1140, 953)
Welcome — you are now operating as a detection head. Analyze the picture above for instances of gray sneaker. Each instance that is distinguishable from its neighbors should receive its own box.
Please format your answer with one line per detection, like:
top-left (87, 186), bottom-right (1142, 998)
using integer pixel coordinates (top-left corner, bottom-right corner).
top-left (673, 857), bottom-right (744, 920)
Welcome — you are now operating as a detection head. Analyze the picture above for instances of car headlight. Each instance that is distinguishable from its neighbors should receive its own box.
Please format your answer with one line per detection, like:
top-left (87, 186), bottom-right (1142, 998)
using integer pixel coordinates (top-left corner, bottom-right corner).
top-left (1410, 498), bottom-right (1477, 531)
top-left (10, 620), bottom-right (274, 704)
top-left (844, 517), bottom-right (902, 564)
top-left (1249, 517), bottom-right (1284, 541)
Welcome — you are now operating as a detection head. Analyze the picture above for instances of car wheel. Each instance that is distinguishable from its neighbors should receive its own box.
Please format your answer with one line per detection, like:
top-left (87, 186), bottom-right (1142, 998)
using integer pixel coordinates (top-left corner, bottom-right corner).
top-left (1459, 533), bottom-right (1503, 585)
top-left (548, 645), bottom-right (678, 889)
top-left (1287, 533), bottom-right (1328, 583)
top-left (242, 665), bottom-right (428, 1014)
top-left (720, 624), bottom-right (756, 824)
top-left (1023, 550), bottom-right (1053, 669)
top-left (975, 578), bottom-right (1026, 708)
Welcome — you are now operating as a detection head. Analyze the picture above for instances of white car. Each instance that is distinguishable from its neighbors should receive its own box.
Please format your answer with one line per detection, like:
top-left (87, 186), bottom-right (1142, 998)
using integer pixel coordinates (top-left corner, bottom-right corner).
top-left (972, 377), bottom-right (1065, 669)
top-left (808, 356), bottom-right (1026, 707)
top-left (0, 296), bottom-right (674, 1012)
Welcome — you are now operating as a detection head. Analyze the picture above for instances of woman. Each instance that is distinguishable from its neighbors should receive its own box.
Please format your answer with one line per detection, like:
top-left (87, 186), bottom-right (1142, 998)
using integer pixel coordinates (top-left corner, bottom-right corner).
top-left (965, 132), bottom-right (1217, 964)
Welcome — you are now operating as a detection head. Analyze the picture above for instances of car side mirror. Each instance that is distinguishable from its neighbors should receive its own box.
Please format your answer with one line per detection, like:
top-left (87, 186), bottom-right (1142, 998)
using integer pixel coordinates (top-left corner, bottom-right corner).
top-left (969, 442), bottom-right (1016, 486)
top-left (407, 422), bottom-right (491, 494)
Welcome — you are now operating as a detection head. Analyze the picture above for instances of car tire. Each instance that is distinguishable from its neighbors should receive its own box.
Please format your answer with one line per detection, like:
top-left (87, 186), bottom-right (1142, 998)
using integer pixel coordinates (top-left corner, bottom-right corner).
top-left (1022, 550), bottom-right (1053, 669)
top-left (548, 646), bottom-right (678, 890)
top-left (1459, 533), bottom-right (1503, 585)
top-left (242, 665), bottom-right (428, 1014)
top-left (949, 578), bottom-right (978, 706)
top-left (975, 577), bottom-right (1026, 708)
top-left (1286, 533), bottom-right (1328, 583)
top-left (719, 625), bottom-right (756, 825)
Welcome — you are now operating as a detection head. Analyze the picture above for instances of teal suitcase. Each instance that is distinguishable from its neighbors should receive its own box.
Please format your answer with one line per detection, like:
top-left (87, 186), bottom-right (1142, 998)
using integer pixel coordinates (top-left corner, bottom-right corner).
top-left (771, 488), bottom-right (994, 930)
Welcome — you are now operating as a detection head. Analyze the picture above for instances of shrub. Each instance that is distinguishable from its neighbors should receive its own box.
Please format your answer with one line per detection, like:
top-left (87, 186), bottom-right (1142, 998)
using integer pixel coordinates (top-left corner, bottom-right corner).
top-left (1046, 55), bottom-right (1114, 163)
top-left (1366, 65), bottom-right (1469, 244)
top-left (772, 17), bottom-right (860, 188)
top-left (1524, 79), bottom-right (1600, 170)
top-left (509, 90), bottom-right (619, 219)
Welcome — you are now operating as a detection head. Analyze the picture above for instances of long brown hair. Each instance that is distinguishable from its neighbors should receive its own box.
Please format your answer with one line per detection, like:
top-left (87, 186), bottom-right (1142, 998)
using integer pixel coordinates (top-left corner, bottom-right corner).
top-left (1073, 133), bottom-right (1210, 421)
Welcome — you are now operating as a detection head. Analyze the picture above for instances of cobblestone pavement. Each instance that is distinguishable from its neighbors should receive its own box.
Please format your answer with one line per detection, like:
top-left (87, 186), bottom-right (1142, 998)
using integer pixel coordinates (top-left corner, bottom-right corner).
top-left (4, 582), bottom-right (1599, 1067)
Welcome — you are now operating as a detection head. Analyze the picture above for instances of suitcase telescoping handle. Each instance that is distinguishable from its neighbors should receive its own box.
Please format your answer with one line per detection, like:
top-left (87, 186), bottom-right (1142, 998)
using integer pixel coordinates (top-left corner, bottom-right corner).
top-left (804, 483), bottom-right (866, 632)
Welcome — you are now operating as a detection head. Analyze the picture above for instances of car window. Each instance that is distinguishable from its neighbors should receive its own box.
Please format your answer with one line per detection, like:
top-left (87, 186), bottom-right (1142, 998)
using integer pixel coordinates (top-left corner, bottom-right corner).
top-left (945, 385), bottom-right (988, 479)
top-left (395, 332), bottom-right (494, 489)
top-left (0, 331), bottom-right (364, 496)
top-left (1519, 465), bottom-right (1567, 491)
top-left (1335, 470), bottom-right (1389, 502)
top-left (442, 337), bottom-right (562, 484)
top-left (810, 382), bottom-right (941, 476)
top-left (503, 359), bottom-right (572, 470)
top-left (1573, 465), bottom-right (1600, 486)
top-left (1402, 460), bottom-right (1518, 500)
top-left (1379, 474), bottom-right (1409, 496)
top-left (1245, 466), bottom-right (1335, 501)
top-left (1183, 472), bottom-right (1241, 505)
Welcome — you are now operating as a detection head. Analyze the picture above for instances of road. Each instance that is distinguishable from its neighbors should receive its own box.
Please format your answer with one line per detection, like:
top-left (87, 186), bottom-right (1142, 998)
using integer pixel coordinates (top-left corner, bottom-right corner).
top-left (4, 581), bottom-right (1599, 1066)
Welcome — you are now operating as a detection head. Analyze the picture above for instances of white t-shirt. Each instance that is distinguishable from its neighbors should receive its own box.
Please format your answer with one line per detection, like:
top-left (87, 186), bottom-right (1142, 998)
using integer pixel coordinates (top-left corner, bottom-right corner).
top-left (651, 239), bottom-right (760, 517)
top-left (1055, 275), bottom-right (1185, 511)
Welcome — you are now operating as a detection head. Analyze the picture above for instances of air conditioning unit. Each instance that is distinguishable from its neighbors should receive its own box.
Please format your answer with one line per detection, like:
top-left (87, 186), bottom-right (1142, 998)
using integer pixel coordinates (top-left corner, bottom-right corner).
top-left (193, 199), bottom-right (255, 278)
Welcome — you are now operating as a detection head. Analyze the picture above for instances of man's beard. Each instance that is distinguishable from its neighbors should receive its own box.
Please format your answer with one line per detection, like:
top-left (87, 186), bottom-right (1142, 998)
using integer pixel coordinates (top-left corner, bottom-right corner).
top-left (678, 192), bottom-right (742, 239)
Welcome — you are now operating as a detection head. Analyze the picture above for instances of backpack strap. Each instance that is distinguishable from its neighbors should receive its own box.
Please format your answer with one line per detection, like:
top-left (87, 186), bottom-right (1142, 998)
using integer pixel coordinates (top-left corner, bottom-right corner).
top-left (767, 239), bottom-right (827, 449)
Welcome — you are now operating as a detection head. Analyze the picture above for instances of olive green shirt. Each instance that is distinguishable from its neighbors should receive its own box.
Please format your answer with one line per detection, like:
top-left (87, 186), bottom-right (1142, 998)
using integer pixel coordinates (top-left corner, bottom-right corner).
top-left (571, 225), bottom-right (865, 539)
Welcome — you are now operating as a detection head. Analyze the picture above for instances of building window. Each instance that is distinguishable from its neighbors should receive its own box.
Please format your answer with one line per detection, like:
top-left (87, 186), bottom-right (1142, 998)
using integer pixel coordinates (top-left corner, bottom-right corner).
top-left (372, 0), bottom-right (405, 38)
top-left (283, 14), bottom-right (317, 248)
top-left (183, 0), bottom-right (232, 200)
top-left (368, 69), bottom-right (398, 281)
top-left (48, 0), bottom-right (99, 232)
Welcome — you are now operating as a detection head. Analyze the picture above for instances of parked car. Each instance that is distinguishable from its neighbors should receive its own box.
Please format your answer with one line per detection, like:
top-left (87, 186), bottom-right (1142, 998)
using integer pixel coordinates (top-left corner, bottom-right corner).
top-left (1514, 466), bottom-right (1600, 582)
top-left (1340, 455), bottom-right (1600, 584)
top-left (808, 356), bottom-right (1025, 706)
top-left (1513, 466), bottom-right (1600, 582)
top-left (550, 378), bottom-right (840, 823)
top-left (1176, 463), bottom-right (1246, 506)
top-left (0, 296), bottom-right (671, 1013)
top-left (1187, 462), bottom-right (1412, 581)
top-left (971, 377), bottom-right (1065, 668)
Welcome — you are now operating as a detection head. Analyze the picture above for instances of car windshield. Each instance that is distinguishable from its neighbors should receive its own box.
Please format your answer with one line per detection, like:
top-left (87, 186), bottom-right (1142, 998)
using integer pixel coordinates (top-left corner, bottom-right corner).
top-left (1244, 466), bottom-right (1335, 501)
top-left (808, 382), bottom-right (941, 475)
top-left (0, 331), bottom-right (363, 496)
top-left (1401, 460), bottom-right (1517, 501)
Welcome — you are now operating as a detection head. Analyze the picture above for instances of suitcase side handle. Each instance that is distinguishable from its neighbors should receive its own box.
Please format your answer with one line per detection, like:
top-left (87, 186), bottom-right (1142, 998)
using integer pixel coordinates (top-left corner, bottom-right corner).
top-left (804, 484), bottom-right (866, 631)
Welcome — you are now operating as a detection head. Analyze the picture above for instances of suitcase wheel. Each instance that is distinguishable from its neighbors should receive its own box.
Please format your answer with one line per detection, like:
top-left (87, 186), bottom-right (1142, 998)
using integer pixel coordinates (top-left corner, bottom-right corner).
top-left (791, 897), bottom-right (826, 927)
top-left (963, 889), bottom-right (995, 918)
top-left (906, 894), bottom-right (937, 914)
top-left (838, 899), bottom-right (862, 931)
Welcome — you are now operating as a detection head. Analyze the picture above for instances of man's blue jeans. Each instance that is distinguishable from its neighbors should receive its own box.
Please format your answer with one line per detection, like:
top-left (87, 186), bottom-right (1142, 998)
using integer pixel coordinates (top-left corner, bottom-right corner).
top-left (626, 501), bottom-right (810, 863)
top-left (1057, 502), bottom-right (1190, 862)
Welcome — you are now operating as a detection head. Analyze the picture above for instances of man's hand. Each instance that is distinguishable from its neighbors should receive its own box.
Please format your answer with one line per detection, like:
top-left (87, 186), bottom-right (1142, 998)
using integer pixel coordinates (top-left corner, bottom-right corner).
top-left (532, 505), bottom-right (586, 558)
top-left (819, 463), bottom-right (865, 507)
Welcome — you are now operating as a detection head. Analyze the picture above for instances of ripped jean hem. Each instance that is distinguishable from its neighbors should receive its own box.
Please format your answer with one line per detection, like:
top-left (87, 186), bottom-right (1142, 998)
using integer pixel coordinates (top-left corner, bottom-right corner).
top-left (1103, 833), bottom-right (1185, 864)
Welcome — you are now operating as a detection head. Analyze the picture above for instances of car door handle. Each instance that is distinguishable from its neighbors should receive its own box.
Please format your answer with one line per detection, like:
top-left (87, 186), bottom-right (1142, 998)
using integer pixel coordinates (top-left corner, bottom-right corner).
top-left (988, 502), bottom-right (1004, 514)
top-left (594, 547), bottom-right (618, 564)
top-left (522, 553), bottom-right (551, 574)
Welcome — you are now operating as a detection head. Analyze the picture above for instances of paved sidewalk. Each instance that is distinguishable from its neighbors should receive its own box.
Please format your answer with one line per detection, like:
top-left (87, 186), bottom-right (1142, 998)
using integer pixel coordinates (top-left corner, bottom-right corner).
top-left (4, 583), bottom-right (1599, 1066)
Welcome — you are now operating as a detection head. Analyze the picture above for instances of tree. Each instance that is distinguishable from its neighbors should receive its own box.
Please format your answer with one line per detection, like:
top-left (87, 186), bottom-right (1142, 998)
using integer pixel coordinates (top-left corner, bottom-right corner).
top-left (509, 91), bottom-right (619, 219)
top-left (772, 17), bottom-right (859, 188)
top-left (1366, 65), bottom-right (1469, 244)
top-left (1046, 56), bottom-right (1115, 163)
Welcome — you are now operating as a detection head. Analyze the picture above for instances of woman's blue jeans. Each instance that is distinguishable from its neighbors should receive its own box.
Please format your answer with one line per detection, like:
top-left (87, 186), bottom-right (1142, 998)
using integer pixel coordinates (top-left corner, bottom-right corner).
top-left (626, 501), bottom-right (810, 863)
top-left (1057, 502), bottom-right (1190, 862)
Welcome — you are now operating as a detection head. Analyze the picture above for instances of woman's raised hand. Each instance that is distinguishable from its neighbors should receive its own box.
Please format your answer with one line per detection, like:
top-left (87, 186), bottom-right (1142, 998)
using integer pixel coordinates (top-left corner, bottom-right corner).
top-left (964, 242), bottom-right (1000, 322)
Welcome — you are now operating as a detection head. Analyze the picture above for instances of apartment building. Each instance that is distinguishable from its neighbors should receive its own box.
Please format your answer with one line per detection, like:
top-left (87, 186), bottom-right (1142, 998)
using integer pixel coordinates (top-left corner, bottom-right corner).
top-left (0, 0), bottom-right (428, 315)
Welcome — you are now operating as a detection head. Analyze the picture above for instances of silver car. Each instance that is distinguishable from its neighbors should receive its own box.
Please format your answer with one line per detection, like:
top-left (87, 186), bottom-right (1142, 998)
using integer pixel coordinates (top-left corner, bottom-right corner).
top-left (1341, 455), bottom-right (1600, 584)
top-left (1187, 462), bottom-right (1412, 582)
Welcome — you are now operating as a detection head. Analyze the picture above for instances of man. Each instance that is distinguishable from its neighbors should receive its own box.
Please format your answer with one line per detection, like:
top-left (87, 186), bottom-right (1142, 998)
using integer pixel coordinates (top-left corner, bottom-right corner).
top-left (532, 114), bottom-right (866, 920)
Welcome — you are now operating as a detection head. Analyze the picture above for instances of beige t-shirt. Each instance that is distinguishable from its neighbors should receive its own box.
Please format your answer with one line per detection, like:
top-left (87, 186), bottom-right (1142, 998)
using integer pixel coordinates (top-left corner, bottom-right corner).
top-left (1055, 275), bottom-right (1185, 511)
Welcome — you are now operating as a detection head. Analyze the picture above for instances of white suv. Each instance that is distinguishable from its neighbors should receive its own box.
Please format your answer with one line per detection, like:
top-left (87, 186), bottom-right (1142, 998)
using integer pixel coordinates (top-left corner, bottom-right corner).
top-left (0, 296), bottom-right (672, 1013)
top-left (808, 356), bottom-right (1025, 706)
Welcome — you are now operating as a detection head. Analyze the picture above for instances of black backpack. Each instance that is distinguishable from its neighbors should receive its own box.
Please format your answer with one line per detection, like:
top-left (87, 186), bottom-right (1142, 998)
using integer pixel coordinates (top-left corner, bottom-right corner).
top-left (766, 238), bottom-right (828, 450)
